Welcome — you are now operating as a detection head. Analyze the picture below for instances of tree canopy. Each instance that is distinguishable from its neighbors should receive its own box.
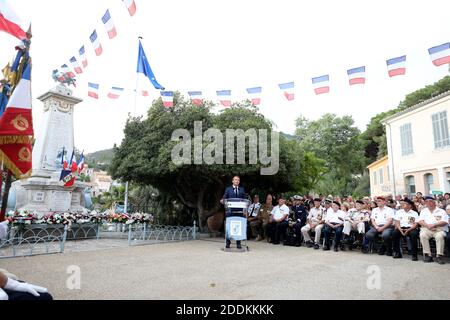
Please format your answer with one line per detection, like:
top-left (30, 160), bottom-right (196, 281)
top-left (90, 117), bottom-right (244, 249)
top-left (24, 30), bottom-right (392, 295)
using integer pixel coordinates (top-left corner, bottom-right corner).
top-left (111, 94), bottom-right (324, 229)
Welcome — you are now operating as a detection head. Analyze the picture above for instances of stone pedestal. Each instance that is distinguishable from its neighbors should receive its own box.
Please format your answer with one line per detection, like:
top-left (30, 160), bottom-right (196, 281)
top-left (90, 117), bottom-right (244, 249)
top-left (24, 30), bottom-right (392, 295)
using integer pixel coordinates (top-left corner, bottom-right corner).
top-left (9, 86), bottom-right (89, 217)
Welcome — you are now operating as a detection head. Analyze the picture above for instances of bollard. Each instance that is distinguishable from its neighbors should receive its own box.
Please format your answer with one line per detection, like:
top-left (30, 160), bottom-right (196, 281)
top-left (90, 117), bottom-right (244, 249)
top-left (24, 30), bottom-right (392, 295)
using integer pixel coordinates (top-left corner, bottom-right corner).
top-left (61, 225), bottom-right (68, 254)
top-left (193, 221), bottom-right (197, 240)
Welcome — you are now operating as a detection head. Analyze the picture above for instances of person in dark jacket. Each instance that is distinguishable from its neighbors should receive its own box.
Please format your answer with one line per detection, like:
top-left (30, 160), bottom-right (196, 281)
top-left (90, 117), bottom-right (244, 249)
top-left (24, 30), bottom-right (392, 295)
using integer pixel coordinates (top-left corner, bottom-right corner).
top-left (222, 176), bottom-right (247, 249)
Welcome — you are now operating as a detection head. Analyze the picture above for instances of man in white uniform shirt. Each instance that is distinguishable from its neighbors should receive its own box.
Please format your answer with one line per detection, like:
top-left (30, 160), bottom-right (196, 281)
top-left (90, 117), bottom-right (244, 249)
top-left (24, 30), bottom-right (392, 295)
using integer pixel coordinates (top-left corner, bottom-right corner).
top-left (418, 196), bottom-right (448, 265)
top-left (323, 201), bottom-right (346, 251)
top-left (365, 196), bottom-right (395, 256)
top-left (267, 197), bottom-right (290, 245)
top-left (301, 198), bottom-right (325, 250)
top-left (392, 198), bottom-right (419, 261)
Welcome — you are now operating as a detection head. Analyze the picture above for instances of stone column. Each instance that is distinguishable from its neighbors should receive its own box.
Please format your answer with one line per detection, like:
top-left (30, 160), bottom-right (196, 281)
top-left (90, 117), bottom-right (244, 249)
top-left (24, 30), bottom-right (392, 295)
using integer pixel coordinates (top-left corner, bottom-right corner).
top-left (32, 85), bottom-right (83, 179)
top-left (10, 86), bottom-right (89, 216)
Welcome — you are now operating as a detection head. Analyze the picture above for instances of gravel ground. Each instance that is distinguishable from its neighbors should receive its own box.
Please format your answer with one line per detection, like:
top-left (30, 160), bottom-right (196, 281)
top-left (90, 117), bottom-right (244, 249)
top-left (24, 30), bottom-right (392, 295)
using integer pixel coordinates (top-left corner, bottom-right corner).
top-left (1, 239), bottom-right (449, 300)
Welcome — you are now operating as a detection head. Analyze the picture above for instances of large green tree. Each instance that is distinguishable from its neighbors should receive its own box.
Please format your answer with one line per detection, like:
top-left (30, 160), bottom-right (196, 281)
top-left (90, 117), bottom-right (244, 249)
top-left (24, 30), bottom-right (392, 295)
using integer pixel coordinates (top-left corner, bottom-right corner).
top-left (111, 94), bottom-right (323, 230)
top-left (295, 113), bottom-right (365, 196)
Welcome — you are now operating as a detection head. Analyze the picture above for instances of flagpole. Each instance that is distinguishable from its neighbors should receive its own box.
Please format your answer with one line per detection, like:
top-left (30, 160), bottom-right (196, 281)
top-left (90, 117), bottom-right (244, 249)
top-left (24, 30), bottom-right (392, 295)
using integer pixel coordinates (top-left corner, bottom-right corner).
top-left (133, 36), bottom-right (143, 117)
top-left (125, 37), bottom-right (143, 215)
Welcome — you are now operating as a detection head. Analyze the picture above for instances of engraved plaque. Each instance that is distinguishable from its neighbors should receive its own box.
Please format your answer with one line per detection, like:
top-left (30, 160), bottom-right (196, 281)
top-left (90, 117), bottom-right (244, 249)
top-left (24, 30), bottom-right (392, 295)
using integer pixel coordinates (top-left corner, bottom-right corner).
top-left (49, 191), bottom-right (71, 212)
top-left (33, 191), bottom-right (45, 203)
top-left (71, 193), bottom-right (81, 205)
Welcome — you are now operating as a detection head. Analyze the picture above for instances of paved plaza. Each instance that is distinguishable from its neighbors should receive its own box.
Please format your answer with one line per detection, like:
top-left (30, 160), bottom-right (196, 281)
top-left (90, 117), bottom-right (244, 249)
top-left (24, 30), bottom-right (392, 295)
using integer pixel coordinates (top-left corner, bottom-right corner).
top-left (1, 239), bottom-right (449, 300)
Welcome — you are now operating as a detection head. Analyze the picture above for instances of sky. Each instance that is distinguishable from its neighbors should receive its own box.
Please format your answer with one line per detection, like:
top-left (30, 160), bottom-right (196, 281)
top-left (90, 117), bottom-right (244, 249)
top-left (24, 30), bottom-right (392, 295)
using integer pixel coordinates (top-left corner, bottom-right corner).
top-left (1, 0), bottom-right (450, 153)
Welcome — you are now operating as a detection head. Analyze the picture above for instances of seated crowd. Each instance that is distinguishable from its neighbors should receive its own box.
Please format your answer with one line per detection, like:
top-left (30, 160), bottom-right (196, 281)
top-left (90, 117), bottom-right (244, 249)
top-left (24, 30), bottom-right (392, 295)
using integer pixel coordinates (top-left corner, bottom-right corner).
top-left (245, 192), bottom-right (450, 265)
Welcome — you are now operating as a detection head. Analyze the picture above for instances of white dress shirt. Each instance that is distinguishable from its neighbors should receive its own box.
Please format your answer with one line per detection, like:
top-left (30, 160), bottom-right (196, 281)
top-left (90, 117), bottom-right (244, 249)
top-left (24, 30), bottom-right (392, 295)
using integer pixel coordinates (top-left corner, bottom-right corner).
top-left (325, 209), bottom-right (346, 224)
top-left (271, 204), bottom-right (290, 221)
top-left (371, 206), bottom-right (394, 226)
top-left (395, 209), bottom-right (419, 228)
top-left (418, 207), bottom-right (449, 232)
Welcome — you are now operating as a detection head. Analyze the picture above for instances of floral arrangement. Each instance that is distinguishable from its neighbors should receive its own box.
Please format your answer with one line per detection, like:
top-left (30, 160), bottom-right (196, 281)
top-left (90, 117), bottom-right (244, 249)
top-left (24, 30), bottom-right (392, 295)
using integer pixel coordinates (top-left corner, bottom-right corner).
top-left (5, 210), bottom-right (154, 226)
top-left (6, 210), bottom-right (37, 225)
top-left (43, 213), bottom-right (73, 225)
top-left (108, 213), bottom-right (130, 224)
top-left (126, 213), bottom-right (155, 225)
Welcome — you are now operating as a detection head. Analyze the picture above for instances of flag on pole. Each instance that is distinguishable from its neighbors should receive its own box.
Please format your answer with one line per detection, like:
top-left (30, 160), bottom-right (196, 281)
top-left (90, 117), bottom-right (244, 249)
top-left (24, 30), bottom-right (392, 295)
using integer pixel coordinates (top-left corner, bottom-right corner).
top-left (0, 63), bottom-right (33, 139)
top-left (102, 9), bottom-right (117, 39)
top-left (60, 64), bottom-right (75, 79)
top-left (69, 57), bottom-right (83, 74)
top-left (122, 0), bottom-right (137, 16)
top-left (217, 90), bottom-right (232, 107)
top-left (107, 87), bottom-right (124, 99)
top-left (70, 150), bottom-right (78, 172)
top-left (246, 87), bottom-right (262, 106)
top-left (279, 82), bottom-right (295, 101)
top-left (90, 30), bottom-right (103, 56)
top-left (137, 40), bottom-right (165, 90)
top-left (79, 46), bottom-right (88, 68)
top-left (347, 66), bottom-right (366, 85)
top-left (0, 64), bottom-right (33, 178)
top-left (160, 91), bottom-right (174, 108)
top-left (428, 43), bottom-right (450, 66)
top-left (88, 83), bottom-right (99, 99)
top-left (60, 147), bottom-right (68, 170)
top-left (77, 151), bottom-right (85, 173)
top-left (312, 75), bottom-right (330, 95)
top-left (0, 0), bottom-right (27, 40)
top-left (386, 55), bottom-right (406, 77)
top-left (188, 91), bottom-right (203, 106)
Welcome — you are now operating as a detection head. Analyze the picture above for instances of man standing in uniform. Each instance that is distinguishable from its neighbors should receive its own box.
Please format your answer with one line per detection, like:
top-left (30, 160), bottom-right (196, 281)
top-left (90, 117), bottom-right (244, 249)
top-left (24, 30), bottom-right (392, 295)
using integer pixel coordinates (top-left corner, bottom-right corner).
top-left (222, 176), bottom-right (247, 249)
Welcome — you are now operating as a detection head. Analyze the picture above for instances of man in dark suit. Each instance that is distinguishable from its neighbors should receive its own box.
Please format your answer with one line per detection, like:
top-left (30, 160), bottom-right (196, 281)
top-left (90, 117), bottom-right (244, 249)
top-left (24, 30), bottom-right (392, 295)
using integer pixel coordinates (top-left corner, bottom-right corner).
top-left (222, 175), bottom-right (247, 249)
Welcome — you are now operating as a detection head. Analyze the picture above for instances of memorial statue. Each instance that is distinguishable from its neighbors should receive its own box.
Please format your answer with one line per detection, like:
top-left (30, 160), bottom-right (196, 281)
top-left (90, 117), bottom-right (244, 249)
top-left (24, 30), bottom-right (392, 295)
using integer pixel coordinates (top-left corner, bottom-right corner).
top-left (52, 69), bottom-right (76, 87)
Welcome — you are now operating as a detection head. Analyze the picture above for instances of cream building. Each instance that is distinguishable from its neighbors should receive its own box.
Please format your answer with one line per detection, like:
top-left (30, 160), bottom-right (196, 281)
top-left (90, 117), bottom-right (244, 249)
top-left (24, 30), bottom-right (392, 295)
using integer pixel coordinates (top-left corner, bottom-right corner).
top-left (367, 155), bottom-right (392, 198)
top-left (382, 91), bottom-right (450, 197)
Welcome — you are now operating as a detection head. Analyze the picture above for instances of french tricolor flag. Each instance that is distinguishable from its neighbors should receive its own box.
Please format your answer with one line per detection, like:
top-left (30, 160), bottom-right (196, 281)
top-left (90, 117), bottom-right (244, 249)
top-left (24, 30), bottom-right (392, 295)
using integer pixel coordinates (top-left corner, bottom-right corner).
top-left (69, 57), bottom-right (83, 74)
top-left (88, 83), bottom-right (99, 99)
top-left (387, 55), bottom-right (406, 77)
top-left (188, 91), bottom-right (203, 106)
top-left (102, 9), bottom-right (117, 39)
top-left (0, 63), bottom-right (33, 137)
top-left (161, 91), bottom-right (174, 108)
top-left (347, 66), bottom-right (366, 85)
top-left (122, 0), bottom-right (137, 17)
top-left (428, 42), bottom-right (450, 66)
top-left (60, 64), bottom-right (75, 79)
top-left (0, 0), bottom-right (27, 40)
top-left (312, 75), bottom-right (330, 95)
top-left (217, 90), bottom-right (232, 107)
top-left (79, 46), bottom-right (88, 68)
top-left (90, 30), bottom-right (103, 56)
top-left (246, 87), bottom-right (262, 106)
top-left (279, 82), bottom-right (295, 101)
top-left (107, 87), bottom-right (124, 99)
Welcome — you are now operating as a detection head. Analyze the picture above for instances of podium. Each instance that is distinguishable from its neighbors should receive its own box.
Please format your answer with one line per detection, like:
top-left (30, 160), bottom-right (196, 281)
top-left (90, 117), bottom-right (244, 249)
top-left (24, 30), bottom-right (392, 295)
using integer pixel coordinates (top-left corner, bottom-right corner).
top-left (223, 198), bottom-right (251, 252)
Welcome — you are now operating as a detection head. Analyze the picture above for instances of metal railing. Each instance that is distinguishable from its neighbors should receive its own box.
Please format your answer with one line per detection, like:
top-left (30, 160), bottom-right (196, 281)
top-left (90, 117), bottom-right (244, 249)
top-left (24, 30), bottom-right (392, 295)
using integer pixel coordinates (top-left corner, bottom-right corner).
top-left (0, 221), bottom-right (198, 259)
